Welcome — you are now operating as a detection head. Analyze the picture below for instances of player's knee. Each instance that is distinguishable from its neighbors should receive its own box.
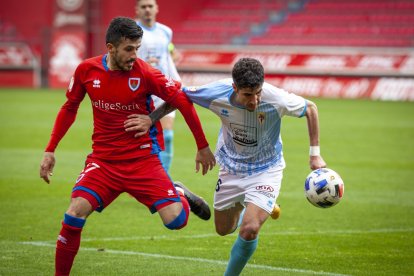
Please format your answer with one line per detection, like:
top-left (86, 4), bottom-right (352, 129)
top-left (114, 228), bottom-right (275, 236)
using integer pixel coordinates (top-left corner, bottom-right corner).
top-left (239, 222), bottom-right (260, 240)
top-left (164, 208), bottom-right (188, 230)
top-left (215, 223), bottom-right (235, 236)
top-left (66, 197), bottom-right (93, 219)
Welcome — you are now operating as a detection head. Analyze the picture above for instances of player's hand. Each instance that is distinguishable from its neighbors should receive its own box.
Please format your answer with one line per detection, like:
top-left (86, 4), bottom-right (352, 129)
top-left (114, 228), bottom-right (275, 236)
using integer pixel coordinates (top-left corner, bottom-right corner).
top-left (310, 155), bottom-right (327, 170)
top-left (124, 114), bottom-right (152, 137)
top-left (40, 152), bottom-right (55, 184)
top-left (195, 146), bottom-right (216, 175)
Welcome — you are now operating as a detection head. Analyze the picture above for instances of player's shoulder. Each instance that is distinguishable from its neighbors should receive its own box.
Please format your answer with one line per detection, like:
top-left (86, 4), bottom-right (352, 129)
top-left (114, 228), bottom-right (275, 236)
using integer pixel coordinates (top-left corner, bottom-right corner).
top-left (76, 55), bottom-right (103, 71)
top-left (262, 81), bottom-right (290, 98)
top-left (155, 22), bottom-right (173, 34)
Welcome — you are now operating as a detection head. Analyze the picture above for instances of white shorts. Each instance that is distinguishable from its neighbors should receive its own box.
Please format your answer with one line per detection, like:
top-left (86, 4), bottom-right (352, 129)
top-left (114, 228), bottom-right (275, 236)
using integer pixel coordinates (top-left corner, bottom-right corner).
top-left (214, 165), bottom-right (283, 214)
top-left (152, 95), bottom-right (176, 118)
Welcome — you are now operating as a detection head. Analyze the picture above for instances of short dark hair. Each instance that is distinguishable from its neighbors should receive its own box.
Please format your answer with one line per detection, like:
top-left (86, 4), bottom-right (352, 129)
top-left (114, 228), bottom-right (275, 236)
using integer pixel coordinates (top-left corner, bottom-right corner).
top-left (106, 17), bottom-right (143, 46)
top-left (232, 58), bottom-right (264, 89)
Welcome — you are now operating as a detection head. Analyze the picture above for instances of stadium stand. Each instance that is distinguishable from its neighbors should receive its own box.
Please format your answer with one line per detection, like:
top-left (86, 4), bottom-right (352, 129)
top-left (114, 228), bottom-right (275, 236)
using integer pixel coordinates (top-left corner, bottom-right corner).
top-left (172, 0), bottom-right (414, 48)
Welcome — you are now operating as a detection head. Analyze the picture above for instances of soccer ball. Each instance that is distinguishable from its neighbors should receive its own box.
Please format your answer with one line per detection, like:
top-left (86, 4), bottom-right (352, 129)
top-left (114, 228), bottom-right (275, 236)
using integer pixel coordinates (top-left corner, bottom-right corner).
top-left (304, 168), bottom-right (344, 208)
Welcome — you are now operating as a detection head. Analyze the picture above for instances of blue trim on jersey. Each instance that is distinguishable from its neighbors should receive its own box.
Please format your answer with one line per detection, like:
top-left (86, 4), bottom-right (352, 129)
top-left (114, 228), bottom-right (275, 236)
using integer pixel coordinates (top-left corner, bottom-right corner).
top-left (145, 95), bottom-right (162, 154)
top-left (102, 54), bottom-right (109, 71)
top-left (64, 213), bottom-right (86, 228)
top-left (299, 100), bottom-right (307, 117)
top-left (72, 186), bottom-right (104, 212)
top-left (150, 197), bottom-right (181, 214)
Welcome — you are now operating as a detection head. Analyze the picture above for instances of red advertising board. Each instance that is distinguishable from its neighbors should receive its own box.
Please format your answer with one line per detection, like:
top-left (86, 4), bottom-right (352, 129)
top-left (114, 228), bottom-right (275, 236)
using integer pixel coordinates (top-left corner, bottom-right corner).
top-left (181, 73), bottom-right (414, 101)
top-left (176, 48), bottom-right (414, 77)
top-left (48, 0), bottom-right (87, 88)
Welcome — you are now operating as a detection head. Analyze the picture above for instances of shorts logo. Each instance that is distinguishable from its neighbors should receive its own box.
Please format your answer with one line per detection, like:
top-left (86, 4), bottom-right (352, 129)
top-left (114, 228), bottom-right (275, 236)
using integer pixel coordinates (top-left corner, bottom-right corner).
top-left (129, 78), bottom-right (141, 92)
top-left (255, 185), bottom-right (274, 192)
top-left (167, 189), bottom-right (175, 196)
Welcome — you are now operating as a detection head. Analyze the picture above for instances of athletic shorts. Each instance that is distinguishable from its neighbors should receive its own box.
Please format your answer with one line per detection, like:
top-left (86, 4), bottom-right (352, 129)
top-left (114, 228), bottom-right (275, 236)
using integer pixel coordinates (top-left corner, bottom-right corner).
top-left (152, 95), bottom-right (176, 118)
top-left (71, 154), bottom-right (180, 213)
top-left (214, 165), bottom-right (283, 214)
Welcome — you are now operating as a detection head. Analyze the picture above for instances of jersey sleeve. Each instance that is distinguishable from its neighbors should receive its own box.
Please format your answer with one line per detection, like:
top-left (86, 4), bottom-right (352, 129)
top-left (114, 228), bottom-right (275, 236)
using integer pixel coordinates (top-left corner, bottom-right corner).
top-left (182, 79), bottom-right (233, 109)
top-left (146, 66), bottom-right (209, 150)
top-left (45, 66), bottom-right (86, 152)
top-left (264, 82), bottom-right (307, 118)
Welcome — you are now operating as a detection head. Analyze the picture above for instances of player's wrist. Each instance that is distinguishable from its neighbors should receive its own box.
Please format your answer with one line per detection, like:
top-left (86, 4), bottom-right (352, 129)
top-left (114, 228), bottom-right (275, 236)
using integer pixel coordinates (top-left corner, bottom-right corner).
top-left (309, 146), bottom-right (320, 156)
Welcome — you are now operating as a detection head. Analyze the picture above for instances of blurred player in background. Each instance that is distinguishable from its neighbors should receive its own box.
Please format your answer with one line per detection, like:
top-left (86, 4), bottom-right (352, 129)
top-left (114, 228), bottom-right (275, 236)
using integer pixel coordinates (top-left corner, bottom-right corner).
top-left (39, 17), bottom-right (215, 276)
top-left (125, 58), bottom-right (327, 275)
top-left (135, 0), bottom-right (180, 172)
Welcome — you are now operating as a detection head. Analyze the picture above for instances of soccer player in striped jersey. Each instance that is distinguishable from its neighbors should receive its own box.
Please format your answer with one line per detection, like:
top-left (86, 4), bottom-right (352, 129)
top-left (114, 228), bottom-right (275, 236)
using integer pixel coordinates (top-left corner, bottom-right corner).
top-left (39, 17), bottom-right (215, 276)
top-left (135, 0), bottom-right (180, 173)
top-left (125, 58), bottom-right (327, 275)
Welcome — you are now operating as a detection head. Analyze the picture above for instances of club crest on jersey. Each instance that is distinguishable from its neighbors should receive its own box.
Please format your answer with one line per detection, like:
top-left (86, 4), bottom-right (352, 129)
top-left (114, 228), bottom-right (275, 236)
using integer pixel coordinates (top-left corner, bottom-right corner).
top-left (129, 78), bottom-right (141, 92)
top-left (258, 112), bottom-right (265, 124)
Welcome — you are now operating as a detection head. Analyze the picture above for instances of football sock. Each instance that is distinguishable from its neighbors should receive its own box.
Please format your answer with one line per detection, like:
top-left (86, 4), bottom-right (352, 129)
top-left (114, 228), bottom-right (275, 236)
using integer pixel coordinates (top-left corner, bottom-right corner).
top-left (224, 235), bottom-right (258, 276)
top-left (160, 129), bottom-right (174, 172)
top-left (55, 214), bottom-right (85, 276)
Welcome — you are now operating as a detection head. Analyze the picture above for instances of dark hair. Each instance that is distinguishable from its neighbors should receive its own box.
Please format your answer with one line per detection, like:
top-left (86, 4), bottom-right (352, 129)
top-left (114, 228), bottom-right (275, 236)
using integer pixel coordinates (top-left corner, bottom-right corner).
top-left (232, 58), bottom-right (264, 89)
top-left (106, 17), bottom-right (143, 46)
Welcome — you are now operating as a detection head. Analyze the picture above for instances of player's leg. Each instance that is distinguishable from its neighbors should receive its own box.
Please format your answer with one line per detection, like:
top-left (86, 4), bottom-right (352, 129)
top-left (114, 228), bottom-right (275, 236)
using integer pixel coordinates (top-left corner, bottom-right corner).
top-left (224, 203), bottom-right (269, 276)
top-left (214, 203), bottom-right (245, 236)
top-left (55, 197), bottom-right (93, 276)
top-left (218, 166), bottom-right (283, 275)
top-left (159, 114), bottom-right (175, 172)
top-left (55, 159), bottom-right (119, 276)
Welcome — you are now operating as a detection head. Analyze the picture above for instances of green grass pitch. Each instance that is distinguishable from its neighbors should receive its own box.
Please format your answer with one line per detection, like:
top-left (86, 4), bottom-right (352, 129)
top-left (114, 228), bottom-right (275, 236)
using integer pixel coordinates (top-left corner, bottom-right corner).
top-left (0, 88), bottom-right (413, 275)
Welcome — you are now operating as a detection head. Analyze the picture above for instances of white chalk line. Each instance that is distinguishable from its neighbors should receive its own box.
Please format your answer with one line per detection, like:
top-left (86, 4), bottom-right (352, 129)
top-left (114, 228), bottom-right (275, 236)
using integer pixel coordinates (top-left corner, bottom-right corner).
top-left (71, 227), bottom-right (414, 242)
top-left (20, 241), bottom-right (349, 276)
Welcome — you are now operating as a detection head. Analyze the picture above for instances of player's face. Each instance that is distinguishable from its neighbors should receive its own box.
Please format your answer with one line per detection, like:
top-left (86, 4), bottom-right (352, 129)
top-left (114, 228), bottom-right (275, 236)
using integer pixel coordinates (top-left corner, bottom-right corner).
top-left (108, 38), bottom-right (141, 71)
top-left (233, 84), bottom-right (262, 112)
top-left (137, 0), bottom-right (158, 24)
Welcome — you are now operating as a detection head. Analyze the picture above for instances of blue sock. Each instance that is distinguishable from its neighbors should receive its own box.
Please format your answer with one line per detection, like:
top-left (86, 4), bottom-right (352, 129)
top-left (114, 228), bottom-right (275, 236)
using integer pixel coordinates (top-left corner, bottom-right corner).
top-left (160, 129), bottom-right (174, 172)
top-left (224, 235), bottom-right (258, 276)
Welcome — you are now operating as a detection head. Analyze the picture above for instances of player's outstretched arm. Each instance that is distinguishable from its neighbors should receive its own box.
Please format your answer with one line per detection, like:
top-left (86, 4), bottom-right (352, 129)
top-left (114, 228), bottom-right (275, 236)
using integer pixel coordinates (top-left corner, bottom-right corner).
top-left (40, 152), bottom-right (55, 184)
top-left (305, 100), bottom-right (327, 170)
top-left (125, 102), bottom-right (176, 137)
top-left (195, 146), bottom-right (216, 175)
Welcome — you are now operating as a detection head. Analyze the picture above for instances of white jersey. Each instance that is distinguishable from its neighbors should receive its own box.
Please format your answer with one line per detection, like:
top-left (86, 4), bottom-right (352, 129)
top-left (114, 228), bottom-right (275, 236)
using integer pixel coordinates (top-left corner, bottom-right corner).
top-left (183, 79), bottom-right (307, 176)
top-left (136, 21), bottom-right (180, 81)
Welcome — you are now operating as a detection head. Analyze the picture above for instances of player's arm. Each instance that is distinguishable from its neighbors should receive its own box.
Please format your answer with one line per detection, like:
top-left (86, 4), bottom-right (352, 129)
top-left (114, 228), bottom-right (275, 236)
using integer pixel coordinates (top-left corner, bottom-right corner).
top-left (305, 100), bottom-right (327, 170)
top-left (40, 73), bottom-right (86, 184)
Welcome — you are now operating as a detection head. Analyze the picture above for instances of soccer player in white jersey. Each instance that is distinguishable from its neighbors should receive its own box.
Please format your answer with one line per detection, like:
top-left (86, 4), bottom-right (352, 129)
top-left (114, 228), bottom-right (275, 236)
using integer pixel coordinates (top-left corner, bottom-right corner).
top-left (135, 0), bottom-right (180, 172)
top-left (125, 58), bottom-right (327, 275)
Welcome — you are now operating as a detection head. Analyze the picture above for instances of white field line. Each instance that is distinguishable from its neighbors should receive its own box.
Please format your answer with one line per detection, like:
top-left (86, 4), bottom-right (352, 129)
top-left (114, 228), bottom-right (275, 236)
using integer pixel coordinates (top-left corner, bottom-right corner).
top-left (20, 241), bottom-right (349, 276)
top-left (66, 227), bottom-right (414, 243)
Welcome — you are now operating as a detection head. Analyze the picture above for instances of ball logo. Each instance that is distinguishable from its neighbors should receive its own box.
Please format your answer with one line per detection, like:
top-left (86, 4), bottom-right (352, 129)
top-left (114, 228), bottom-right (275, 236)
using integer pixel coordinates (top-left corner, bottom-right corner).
top-left (255, 185), bottom-right (274, 192)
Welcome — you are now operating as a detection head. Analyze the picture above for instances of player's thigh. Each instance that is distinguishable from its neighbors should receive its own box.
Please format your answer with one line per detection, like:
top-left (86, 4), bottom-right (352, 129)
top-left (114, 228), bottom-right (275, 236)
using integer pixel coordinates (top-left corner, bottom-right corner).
top-left (126, 155), bottom-right (181, 213)
top-left (214, 169), bottom-right (246, 211)
top-left (73, 159), bottom-right (122, 212)
top-left (244, 166), bottom-right (284, 214)
top-left (160, 113), bottom-right (175, 129)
top-left (214, 202), bottom-right (244, 233)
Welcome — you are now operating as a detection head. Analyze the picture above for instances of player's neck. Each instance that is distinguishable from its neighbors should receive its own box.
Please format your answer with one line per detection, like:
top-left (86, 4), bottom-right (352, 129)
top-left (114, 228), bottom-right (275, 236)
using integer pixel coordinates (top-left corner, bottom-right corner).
top-left (139, 19), bottom-right (156, 29)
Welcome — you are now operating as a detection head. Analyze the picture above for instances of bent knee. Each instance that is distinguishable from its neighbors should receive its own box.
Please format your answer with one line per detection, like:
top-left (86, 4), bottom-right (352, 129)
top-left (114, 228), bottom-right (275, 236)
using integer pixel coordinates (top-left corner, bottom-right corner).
top-left (215, 225), bottom-right (235, 236)
top-left (164, 208), bottom-right (188, 230)
top-left (66, 197), bottom-right (93, 218)
top-left (239, 223), bottom-right (260, 239)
